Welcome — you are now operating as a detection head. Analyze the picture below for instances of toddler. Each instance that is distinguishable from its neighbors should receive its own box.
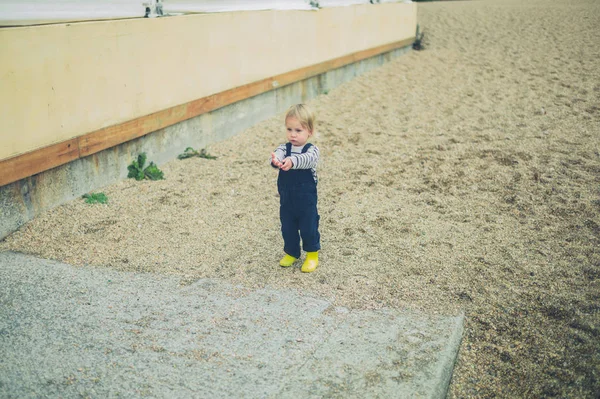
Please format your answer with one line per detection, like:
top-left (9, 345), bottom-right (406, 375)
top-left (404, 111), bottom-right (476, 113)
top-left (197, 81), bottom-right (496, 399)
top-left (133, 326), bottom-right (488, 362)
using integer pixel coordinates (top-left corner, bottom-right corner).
top-left (270, 104), bottom-right (320, 273)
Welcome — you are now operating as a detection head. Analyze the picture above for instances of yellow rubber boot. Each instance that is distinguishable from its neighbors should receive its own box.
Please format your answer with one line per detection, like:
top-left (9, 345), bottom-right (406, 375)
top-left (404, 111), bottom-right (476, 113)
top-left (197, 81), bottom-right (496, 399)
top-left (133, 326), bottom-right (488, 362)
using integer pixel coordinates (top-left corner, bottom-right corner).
top-left (301, 252), bottom-right (319, 273)
top-left (279, 254), bottom-right (297, 267)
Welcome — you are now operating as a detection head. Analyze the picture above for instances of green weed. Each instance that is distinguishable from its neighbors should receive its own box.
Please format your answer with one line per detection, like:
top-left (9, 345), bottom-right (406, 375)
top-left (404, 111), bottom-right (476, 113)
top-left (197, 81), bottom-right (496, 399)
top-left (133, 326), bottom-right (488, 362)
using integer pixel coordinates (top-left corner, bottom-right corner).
top-left (82, 192), bottom-right (108, 204)
top-left (178, 147), bottom-right (217, 160)
top-left (413, 24), bottom-right (425, 51)
top-left (127, 153), bottom-right (164, 181)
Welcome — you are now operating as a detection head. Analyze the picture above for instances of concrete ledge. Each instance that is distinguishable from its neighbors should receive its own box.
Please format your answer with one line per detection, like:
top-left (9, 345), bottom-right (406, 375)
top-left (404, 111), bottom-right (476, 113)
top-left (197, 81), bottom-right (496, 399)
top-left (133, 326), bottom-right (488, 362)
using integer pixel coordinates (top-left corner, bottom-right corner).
top-left (0, 45), bottom-right (411, 241)
top-left (0, 251), bottom-right (463, 398)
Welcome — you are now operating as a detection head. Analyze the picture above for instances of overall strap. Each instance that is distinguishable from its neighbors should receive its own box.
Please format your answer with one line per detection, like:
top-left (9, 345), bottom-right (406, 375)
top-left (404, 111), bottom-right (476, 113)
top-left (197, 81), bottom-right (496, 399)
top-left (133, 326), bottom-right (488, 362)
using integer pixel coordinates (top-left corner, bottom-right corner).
top-left (286, 142), bottom-right (313, 157)
top-left (301, 143), bottom-right (313, 153)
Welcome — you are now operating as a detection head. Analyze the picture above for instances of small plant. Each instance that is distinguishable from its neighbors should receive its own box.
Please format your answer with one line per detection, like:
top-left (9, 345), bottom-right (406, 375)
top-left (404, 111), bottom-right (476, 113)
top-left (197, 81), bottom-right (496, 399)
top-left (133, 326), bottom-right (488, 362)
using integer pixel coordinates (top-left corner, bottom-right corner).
top-left (178, 147), bottom-right (217, 160)
top-left (82, 192), bottom-right (108, 204)
top-left (127, 153), bottom-right (164, 181)
top-left (143, 162), bottom-right (164, 180)
top-left (309, 1), bottom-right (320, 8)
top-left (413, 24), bottom-right (425, 51)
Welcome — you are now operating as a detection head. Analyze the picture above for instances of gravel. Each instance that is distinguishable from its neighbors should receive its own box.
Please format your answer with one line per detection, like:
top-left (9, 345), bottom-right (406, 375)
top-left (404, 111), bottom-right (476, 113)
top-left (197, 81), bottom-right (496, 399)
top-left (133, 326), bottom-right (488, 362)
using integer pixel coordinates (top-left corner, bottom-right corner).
top-left (1, 0), bottom-right (600, 397)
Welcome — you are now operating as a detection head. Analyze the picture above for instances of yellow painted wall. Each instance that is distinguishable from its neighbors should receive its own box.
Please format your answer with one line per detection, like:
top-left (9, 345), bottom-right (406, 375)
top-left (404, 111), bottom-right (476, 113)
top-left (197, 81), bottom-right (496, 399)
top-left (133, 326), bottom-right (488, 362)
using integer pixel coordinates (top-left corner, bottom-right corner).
top-left (0, 3), bottom-right (416, 161)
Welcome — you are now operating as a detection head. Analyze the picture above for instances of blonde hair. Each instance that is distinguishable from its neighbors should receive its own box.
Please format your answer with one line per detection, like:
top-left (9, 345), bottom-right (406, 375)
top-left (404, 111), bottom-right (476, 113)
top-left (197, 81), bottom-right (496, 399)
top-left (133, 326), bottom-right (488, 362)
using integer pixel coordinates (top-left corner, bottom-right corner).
top-left (285, 104), bottom-right (315, 133)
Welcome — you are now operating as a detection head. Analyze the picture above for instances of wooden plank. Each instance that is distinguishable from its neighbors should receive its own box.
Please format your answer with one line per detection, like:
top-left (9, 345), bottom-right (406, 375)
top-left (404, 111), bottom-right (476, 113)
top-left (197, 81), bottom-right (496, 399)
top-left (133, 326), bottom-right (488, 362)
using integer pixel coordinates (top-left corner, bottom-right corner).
top-left (0, 139), bottom-right (80, 187)
top-left (351, 39), bottom-right (414, 63)
top-left (1, 38), bottom-right (414, 187)
top-left (79, 105), bottom-right (189, 157)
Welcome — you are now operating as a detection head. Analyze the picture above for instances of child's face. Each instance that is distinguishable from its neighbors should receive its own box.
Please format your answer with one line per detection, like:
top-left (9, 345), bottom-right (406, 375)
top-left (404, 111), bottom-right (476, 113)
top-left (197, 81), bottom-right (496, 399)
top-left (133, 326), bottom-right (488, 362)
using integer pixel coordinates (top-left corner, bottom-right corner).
top-left (285, 117), bottom-right (312, 147)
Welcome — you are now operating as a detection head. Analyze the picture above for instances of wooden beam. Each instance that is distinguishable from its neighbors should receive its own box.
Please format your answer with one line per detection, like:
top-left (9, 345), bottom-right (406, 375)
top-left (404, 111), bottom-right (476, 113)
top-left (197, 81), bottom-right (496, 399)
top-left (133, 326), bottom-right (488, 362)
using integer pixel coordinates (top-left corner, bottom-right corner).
top-left (0, 37), bottom-right (414, 187)
top-left (78, 105), bottom-right (188, 157)
top-left (0, 139), bottom-right (80, 187)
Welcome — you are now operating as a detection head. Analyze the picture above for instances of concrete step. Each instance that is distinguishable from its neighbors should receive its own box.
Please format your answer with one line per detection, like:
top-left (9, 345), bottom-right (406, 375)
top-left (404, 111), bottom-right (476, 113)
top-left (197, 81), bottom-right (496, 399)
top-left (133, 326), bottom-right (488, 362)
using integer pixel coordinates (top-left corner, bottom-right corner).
top-left (0, 251), bottom-right (463, 398)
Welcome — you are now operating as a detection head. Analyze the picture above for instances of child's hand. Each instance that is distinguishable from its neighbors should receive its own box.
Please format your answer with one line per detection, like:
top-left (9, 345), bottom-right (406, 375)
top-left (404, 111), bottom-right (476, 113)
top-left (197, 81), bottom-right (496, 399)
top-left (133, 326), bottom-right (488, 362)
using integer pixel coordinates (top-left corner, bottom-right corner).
top-left (271, 152), bottom-right (283, 168)
top-left (280, 158), bottom-right (293, 171)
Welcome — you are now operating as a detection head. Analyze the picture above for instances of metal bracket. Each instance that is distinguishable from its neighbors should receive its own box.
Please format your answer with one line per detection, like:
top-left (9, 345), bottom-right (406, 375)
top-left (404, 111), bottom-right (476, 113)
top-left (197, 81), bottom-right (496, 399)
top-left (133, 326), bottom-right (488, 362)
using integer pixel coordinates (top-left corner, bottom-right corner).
top-left (143, 0), bottom-right (164, 18)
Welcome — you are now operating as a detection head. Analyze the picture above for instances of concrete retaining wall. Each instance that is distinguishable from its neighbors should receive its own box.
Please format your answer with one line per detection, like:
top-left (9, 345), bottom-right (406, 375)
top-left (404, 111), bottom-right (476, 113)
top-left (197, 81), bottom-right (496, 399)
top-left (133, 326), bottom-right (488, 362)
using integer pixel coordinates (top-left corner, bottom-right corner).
top-left (0, 45), bottom-right (411, 240)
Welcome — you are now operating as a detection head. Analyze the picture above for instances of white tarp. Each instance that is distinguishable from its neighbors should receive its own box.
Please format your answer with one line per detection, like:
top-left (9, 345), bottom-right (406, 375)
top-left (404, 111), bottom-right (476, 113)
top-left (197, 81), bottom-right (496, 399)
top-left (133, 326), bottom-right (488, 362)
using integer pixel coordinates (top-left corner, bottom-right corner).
top-left (318, 0), bottom-right (370, 6)
top-left (0, 1), bottom-right (143, 26)
top-left (0, 0), bottom-right (405, 27)
top-left (319, 0), bottom-right (408, 5)
top-left (164, 0), bottom-right (312, 14)
top-left (164, 0), bottom-right (405, 13)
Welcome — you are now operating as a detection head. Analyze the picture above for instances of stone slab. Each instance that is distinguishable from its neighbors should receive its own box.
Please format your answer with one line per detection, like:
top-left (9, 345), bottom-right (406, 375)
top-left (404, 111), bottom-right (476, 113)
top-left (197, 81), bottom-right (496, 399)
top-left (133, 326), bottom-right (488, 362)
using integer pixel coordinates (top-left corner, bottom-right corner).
top-left (0, 251), bottom-right (462, 398)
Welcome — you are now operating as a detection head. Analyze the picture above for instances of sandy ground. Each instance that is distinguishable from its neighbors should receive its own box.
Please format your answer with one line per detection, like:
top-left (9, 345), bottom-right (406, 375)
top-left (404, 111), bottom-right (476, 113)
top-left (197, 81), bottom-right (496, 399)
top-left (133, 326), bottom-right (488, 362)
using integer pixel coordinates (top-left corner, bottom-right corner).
top-left (2, 0), bottom-right (599, 397)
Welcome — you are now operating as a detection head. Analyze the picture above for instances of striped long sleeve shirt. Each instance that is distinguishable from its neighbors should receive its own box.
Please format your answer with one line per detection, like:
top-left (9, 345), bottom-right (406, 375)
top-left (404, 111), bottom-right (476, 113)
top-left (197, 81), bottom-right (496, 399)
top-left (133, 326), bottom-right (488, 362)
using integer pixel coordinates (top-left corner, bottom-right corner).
top-left (271, 143), bottom-right (319, 183)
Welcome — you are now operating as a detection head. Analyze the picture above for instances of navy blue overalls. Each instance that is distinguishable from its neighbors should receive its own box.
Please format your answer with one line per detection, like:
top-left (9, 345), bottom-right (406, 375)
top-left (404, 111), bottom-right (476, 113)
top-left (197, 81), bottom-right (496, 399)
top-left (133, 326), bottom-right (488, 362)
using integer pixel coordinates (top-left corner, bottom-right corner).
top-left (277, 143), bottom-right (321, 259)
